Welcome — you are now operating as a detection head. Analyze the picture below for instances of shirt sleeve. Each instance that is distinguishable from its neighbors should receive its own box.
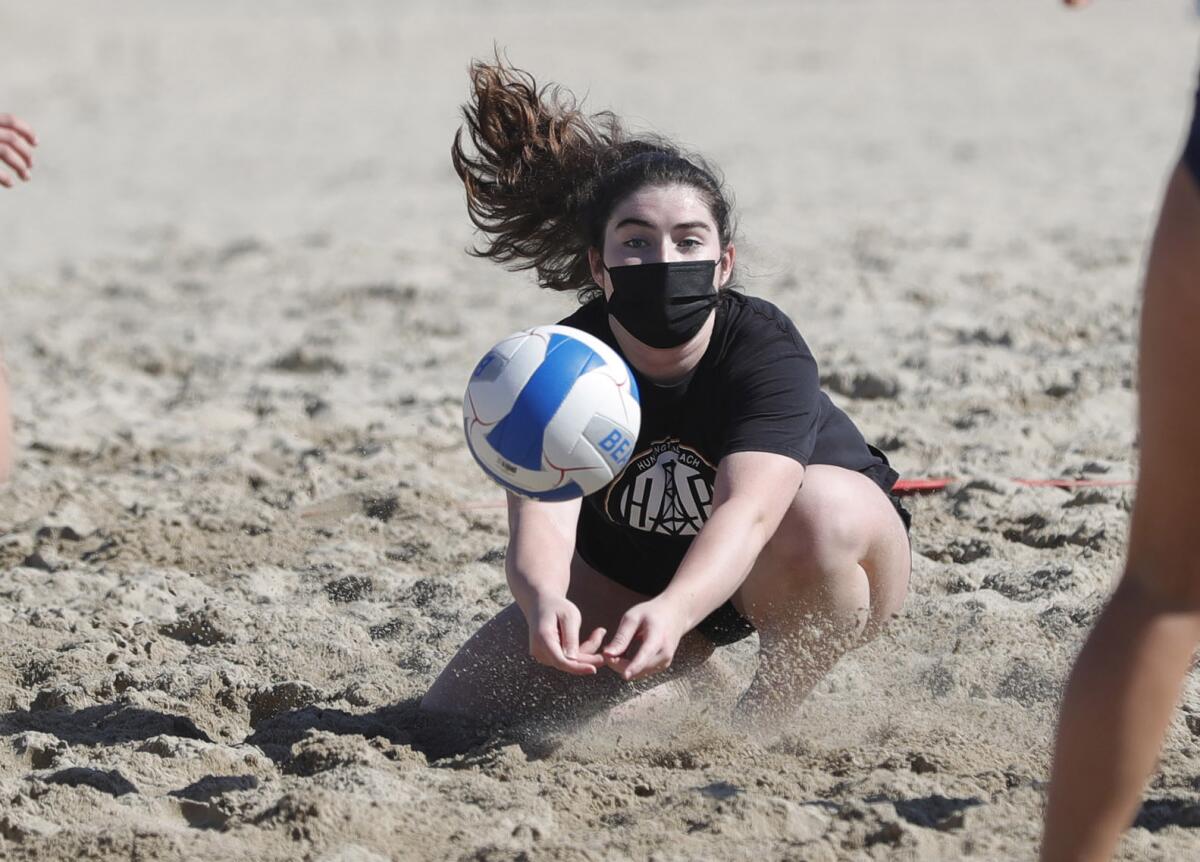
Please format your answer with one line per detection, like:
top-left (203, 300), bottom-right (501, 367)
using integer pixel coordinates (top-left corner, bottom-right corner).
top-left (720, 310), bottom-right (822, 465)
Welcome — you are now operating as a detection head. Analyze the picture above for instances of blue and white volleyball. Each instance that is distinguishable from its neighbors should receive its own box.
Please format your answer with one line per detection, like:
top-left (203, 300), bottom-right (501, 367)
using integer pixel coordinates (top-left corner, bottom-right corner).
top-left (463, 325), bottom-right (641, 501)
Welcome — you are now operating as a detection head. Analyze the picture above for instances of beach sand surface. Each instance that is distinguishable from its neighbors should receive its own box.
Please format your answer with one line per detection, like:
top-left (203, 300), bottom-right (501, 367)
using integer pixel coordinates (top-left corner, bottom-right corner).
top-left (2, 1), bottom-right (1199, 859)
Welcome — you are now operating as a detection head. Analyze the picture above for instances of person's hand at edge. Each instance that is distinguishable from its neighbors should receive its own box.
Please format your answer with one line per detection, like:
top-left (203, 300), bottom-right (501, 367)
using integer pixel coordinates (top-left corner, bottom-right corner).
top-left (0, 114), bottom-right (37, 188)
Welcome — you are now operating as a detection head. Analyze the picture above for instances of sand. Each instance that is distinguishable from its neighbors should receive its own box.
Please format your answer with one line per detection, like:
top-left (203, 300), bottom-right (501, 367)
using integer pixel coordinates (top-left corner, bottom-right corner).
top-left (2, 1), bottom-right (1199, 859)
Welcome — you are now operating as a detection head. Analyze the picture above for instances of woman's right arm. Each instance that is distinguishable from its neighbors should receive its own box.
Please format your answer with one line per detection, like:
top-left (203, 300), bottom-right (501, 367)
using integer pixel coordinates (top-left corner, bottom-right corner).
top-left (505, 493), bottom-right (606, 675)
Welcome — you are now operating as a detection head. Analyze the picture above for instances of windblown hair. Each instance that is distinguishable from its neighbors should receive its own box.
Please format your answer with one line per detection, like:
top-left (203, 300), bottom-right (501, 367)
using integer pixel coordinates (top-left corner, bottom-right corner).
top-left (452, 57), bottom-right (735, 301)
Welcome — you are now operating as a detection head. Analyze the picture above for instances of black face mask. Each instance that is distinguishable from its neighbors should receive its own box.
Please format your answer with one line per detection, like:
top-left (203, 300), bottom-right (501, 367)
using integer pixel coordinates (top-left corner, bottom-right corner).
top-left (604, 260), bottom-right (721, 349)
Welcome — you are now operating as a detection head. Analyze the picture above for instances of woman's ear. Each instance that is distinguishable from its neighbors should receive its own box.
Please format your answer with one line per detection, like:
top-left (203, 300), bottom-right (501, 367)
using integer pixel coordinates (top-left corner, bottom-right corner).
top-left (718, 244), bottom-right (736, 288)
top-left (588, 247), bottom-right (606, 287)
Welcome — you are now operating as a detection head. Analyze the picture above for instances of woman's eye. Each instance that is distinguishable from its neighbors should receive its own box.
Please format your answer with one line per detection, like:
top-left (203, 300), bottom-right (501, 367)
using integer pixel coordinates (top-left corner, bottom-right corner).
top-left (677, 238), bottom-right (702, 249)
top-left (622, 237), bottom-right (648, 249)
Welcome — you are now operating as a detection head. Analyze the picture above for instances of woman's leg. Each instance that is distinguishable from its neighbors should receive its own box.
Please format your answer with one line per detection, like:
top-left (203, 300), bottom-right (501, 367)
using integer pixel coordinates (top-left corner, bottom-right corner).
top-left (730, 465), bottom-right (911, 729)
top-left (420, 554), bottom-right (715, 730)
top-left (1042, 162), bottom-right (1200, 862)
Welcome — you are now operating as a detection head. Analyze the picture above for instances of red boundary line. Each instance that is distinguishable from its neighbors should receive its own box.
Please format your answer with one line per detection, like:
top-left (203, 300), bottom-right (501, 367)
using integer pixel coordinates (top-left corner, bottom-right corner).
top-left (459, 476), bottom-right (1135, 508)
top-left (892, 477), bottom-right (1135, 495)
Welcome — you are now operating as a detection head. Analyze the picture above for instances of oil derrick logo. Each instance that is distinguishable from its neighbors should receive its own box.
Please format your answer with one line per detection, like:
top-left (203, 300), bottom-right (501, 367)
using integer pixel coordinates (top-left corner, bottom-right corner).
top-left (604, 438), bottom-right (716, 536)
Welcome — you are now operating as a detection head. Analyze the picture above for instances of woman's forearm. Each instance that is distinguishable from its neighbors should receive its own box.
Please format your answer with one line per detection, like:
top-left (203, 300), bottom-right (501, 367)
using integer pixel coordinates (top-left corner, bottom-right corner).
top-left (505, 548), bottom-right (570, 613)
top-left (504, 497), bottom-right (580, 615)
top-left (659, 497), bottom-right (775, 629)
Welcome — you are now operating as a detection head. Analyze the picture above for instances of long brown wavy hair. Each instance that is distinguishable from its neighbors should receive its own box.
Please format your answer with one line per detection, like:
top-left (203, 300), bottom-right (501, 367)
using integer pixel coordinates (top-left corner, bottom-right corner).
top-left (452, 56), bottom-right (735, 302)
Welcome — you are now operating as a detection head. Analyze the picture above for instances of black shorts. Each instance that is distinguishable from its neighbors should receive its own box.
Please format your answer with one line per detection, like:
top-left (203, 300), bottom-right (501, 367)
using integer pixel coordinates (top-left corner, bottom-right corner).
top-left (584, 460), bottom-right (915, 648)
top-left (695, 489), bottom-right (912, 646)
top-left (1185, 74), bottom-right (1200, 185)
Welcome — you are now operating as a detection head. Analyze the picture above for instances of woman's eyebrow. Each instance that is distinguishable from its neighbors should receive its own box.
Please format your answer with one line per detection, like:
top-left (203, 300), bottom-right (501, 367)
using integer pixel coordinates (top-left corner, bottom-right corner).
top-left (613, 217), bottom-right (712, 231)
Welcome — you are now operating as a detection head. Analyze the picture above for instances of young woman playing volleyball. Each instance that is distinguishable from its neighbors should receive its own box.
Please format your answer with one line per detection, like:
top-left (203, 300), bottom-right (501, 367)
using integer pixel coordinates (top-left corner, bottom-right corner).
top-left (421, 60), bottom-right (912, 734)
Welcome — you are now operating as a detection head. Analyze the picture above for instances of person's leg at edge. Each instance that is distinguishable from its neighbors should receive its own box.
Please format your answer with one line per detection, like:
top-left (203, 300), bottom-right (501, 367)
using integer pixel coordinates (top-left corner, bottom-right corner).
top-left (1041, 162), bottom-right (1200, 862)
top-left (420, 553), bottom-right (716, 734)
top-left (730, 464), bottom-right (912, 731)
top-left (0, 353), bottom-right (12, 483)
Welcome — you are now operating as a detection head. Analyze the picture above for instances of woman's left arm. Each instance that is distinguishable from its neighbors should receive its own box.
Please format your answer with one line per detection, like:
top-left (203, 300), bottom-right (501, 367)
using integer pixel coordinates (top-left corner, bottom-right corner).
top-left (602, 451), bottom-right (805, 679)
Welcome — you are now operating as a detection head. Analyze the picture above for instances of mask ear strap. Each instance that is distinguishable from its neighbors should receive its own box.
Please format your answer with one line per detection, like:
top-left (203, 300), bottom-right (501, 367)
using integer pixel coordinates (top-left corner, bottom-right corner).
top-left (592, 253), bottom-right (610, 293)
top-left (600, 260), bottom-right (622, 296)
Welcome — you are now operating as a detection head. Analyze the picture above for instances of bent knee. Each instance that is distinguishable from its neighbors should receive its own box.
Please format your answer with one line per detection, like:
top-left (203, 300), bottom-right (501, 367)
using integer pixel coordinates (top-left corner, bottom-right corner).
top-left (419, 676), bottom-right (465, 718)
top-left (773, 472), bottom-right (866, 557)
top-left (770, 468), bottom-right (895, 572)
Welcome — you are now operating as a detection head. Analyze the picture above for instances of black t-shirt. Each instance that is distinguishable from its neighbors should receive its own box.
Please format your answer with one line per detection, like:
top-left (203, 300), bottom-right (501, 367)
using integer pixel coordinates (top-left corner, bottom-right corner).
top-left (558, 290), bottom-right (897, 596)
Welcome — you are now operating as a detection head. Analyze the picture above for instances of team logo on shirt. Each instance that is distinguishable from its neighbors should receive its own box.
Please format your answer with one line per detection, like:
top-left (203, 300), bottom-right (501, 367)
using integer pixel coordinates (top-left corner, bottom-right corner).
top-left (604, 438), bottom-right (716, 536)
